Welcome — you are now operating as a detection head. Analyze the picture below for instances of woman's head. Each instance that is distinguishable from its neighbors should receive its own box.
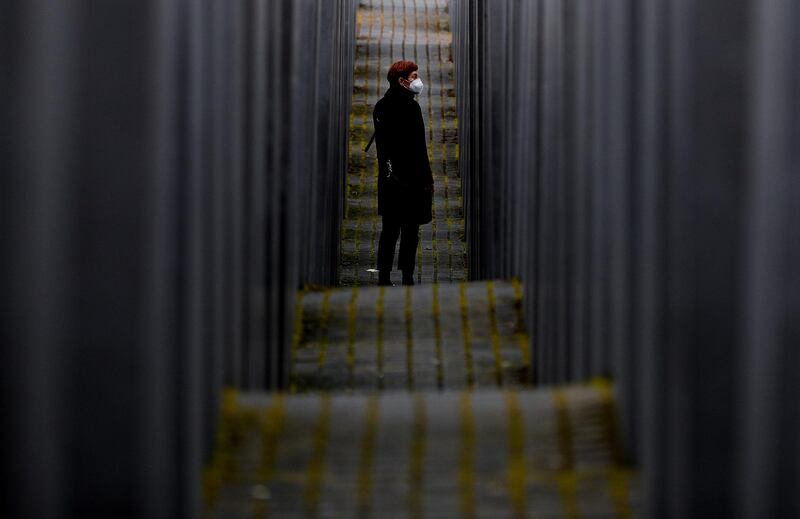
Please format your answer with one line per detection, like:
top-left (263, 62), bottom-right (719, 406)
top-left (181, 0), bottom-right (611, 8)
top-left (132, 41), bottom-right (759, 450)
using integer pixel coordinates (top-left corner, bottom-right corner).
top-left (387, 60), bottom-right (419, 90)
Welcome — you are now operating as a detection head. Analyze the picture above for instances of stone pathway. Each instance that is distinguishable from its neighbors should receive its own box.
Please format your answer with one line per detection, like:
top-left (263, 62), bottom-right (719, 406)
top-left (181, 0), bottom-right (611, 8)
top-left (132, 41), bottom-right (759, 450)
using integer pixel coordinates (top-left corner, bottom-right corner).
top-left (340, 0), bottom-right (466, 286)
top-left (204, 2), bottom-right (641, 517)
top-left (291, 281), bottom-right (532, 392)
top-left (205, 385), bottom-right (641, 518)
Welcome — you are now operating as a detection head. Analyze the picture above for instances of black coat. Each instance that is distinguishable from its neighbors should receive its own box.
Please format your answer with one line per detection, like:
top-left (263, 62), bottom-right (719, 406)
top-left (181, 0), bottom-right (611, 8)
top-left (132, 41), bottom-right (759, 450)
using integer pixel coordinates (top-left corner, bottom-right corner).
top-left (373, 85), bottom-right (434, 224)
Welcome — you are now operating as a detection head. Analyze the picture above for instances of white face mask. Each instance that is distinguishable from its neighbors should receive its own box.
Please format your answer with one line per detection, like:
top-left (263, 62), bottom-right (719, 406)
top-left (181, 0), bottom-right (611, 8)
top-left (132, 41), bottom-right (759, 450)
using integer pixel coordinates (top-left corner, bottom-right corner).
top-left (408, 77), bottom-right (424, 94)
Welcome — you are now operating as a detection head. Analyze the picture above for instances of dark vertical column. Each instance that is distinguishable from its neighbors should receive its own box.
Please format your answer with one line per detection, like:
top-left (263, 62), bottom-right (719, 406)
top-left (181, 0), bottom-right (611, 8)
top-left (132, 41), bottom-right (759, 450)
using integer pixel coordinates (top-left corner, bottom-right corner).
top-left (451, 0), bottom-right (799, 513)
top-left (521, 0), bottom-right (542, 386)
top-left (468, 0), bottom-right (483, 278)
top-left (262, 0), bottom-right (287, 388)
top-left (635, 0), bottom-right (670, 513)
top-left (483, 0), bottom-right (509, 278)
top-left (506, 0), bottom-right (523, 278)
top-left (2, 0), bottom-right (359, 515)
top-left (740, 0), bottom-right (800, 516)
top-left (587, 0), bottom-right (610, 379)
top-left (605, 0), bottom-right (636, 457)
top-left (504, 0), bottom-right (522, 278)
top-left (244, 0), bottom-right (268, 389)
top-left (567, 0), bottom-right (593, 381)
top-left (226, 0), bottom-right (246, 390)
top-left (1, 2), bottom-right (77, 517)
top-left (6, 0), bottom-right (193, 515)
top-left (556, 0), bottom-right (576, 384)
top-left (654, 0), bottom-right (751, 515)
top-left (537, 0), bottom-right (564, 382)
top-left (175, 0), bottom-right (213, 515)
top-left (295, 0), bottom-right (319, 284)
top-left (67, 1), bottom-right (175, 515)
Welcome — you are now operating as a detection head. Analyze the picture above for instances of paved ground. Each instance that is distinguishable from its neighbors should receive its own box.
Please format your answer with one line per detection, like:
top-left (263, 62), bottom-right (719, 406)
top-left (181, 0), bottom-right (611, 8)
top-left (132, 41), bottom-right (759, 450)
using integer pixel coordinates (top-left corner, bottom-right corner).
top-left (291, 281), bottom-right (532, 392)
top-left (340, 0), bottom-right (466, 286)
top-left (205, 385), bottom-right (640, 519)
top-left (205, 2), bottom-right (641, 517)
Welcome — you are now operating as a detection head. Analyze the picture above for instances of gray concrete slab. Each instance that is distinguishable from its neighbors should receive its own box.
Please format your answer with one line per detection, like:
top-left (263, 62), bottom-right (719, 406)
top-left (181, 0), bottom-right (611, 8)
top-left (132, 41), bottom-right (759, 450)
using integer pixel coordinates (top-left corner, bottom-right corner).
top-left (291, 282), bottom-right (532, 393)
top-left (205, 387), bottom-right (642, 518)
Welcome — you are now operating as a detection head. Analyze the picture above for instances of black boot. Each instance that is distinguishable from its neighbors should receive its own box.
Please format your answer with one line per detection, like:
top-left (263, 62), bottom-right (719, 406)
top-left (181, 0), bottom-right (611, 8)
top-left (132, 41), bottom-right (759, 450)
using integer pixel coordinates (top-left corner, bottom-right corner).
top-left (378, 270), bottom-right (394, 286)
top-left (402, 270), bottom-right (415, 286)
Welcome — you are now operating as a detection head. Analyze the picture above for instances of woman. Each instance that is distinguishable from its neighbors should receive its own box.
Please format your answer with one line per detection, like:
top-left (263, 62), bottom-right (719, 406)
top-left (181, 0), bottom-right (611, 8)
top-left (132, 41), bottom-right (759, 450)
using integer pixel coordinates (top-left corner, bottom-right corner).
top-left (373, 60), bottom-right (434, 286)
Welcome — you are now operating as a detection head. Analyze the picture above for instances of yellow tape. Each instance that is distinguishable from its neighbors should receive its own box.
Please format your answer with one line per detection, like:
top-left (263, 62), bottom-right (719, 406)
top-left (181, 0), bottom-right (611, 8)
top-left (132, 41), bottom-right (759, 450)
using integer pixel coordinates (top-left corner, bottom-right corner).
top-left (591, 378), bottom-right (622, 462)
top-left (608, 468), bottom-right (634, 519)
top-left (486, 281), bottom-right (505, 386)
top-left (458, 392), bottom-right (476, 519)
top-left (203, 389), bottom-right (257, 512)
top-left (505, 391), bottom-right (527, 519)
top-left (437, 0), bottom-right (451, 284)
top-left (446, 183), bottom-right (453, 281)
top-left (290, 290), bottom-right (307, 393)
top-left (434, 0), bottom-right (457, 283)
top-left (316, 290), bottom-right (333, 373)
top-left (304, 395), bottom-right (332, 519)
top-left (553, 389), bottom-right (579, 518)
top-left (557, 471), bottom-right (580, 519)
top-left (459, 282), bottom-right (475, 387)
top-left (252, 395), bottom-right (286, 519)
top-left (202, 390), bottom-right (235, 508)
top-left (512, 278), bottom-right (532, 385)
top-left (552, 389), bottom-right (574, 469)
top-left (411, 4), bottom-right (424, 284)
top-left (591, 379), bottom-right (633, 519)
top-left (421, 0), bottom-right (439, 283)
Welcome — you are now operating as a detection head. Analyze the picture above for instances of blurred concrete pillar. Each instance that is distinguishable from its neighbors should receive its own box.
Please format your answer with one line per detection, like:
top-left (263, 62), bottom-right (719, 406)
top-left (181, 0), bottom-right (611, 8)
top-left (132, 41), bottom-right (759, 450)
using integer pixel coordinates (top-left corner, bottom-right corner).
top-left (634, 0), bottom-right (672, 514)
top-left (451, 0), bottom-right (798, 515)
top-left (645, 1), bottom-right (751, 516)
top-left (740, 0), bottom-right (800, 516)
top-left (2, 0), bottom-right (357, 515)
top-left (1, 1), bottom-right (78, 516)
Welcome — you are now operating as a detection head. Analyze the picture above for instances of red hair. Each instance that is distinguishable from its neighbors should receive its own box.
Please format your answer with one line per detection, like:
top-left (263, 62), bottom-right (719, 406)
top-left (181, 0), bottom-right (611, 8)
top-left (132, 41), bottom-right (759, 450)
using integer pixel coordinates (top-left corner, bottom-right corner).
top-left (387, 60), bottom-right (418, 85)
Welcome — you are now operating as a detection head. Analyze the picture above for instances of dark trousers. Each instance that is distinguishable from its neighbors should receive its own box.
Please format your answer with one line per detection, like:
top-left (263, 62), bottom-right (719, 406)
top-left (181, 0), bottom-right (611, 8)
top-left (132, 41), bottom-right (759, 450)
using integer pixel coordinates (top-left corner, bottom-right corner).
top-left (378, 217), bottom-right (419, 272)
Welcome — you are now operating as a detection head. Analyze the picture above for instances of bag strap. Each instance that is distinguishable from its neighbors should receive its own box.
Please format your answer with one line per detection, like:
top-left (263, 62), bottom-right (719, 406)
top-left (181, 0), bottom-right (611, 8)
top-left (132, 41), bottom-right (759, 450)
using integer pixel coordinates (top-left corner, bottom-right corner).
top-left (364, 131), bottom-right (376, 153)
top-left (365, 114), bottom-right (381, 153)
